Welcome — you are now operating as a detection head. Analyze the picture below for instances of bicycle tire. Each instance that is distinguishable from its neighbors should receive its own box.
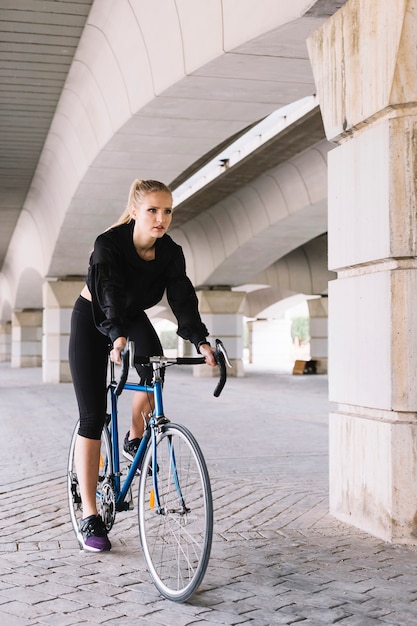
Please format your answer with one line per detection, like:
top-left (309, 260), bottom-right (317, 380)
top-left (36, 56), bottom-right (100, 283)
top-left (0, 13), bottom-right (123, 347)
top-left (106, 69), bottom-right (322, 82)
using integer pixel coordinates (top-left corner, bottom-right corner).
top-left (67, 419), bottom-right (114, 546)
top-left (138, 423), bottom-right (213, 602)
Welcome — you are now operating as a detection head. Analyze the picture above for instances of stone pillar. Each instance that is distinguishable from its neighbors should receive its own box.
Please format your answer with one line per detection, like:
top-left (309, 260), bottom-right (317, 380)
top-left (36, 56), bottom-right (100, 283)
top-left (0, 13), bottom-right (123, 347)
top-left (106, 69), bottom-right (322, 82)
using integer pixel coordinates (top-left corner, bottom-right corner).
top-left (307, 297), bottom-right (328, 374)
top-left (11, 310), bottom-right (42, 368)
top-left (43, 279), bottom-right (85, 383)
top-left (0, 321), bottom-right (11, 362)
top-left (197, 289), bottom-right (245, 377)
top-left (308, 0), bottom-right (417, 542)
top-left (178, 337), bottom-right (195, 357)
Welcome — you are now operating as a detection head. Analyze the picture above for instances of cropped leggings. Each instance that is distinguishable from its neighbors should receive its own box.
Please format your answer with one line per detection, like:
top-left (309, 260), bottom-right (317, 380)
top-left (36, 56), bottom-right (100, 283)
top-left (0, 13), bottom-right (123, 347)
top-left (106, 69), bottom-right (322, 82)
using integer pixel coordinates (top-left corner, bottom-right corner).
top-left (69, 295), bottom-right (163, 440)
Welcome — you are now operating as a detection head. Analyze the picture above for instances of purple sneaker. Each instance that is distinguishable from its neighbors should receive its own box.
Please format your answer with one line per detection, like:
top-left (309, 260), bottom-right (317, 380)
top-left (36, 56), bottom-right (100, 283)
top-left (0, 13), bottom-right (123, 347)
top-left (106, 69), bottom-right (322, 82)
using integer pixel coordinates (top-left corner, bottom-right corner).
top-left (78, 514), bottom-right (111, 552)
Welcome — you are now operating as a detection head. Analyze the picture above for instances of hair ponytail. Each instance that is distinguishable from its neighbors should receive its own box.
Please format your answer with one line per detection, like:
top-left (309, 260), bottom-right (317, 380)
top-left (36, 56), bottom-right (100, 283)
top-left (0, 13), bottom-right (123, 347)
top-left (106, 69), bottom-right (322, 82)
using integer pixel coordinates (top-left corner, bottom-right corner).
top-left (107, 179), bottom-right (172, 230)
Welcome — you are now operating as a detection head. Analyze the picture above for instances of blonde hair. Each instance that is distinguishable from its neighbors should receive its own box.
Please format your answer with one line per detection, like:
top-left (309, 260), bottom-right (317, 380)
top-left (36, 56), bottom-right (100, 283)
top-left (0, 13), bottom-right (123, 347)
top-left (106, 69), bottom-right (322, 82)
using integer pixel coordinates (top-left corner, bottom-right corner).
top-left (108, 179), bottom-right (172, 229)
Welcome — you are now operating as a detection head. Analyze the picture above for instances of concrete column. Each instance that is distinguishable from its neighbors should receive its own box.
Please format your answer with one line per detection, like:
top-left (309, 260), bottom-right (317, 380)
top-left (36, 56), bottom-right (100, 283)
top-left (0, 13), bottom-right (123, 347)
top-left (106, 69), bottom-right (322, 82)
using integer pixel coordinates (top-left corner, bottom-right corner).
top-left (43, 279), bottom-right (85, 383)
top-left (11, 310), bottom-right (42, 368)
top-left (177, 337), bottom-right (193, 357)
top-left (308, 0), bottom-right (417, 542)
top-left (0, 322), bottom-right (11, 362)
top-left (307, 297), bottom-right (328, 374)
top-left (197, 289), bottom-right (245, 377)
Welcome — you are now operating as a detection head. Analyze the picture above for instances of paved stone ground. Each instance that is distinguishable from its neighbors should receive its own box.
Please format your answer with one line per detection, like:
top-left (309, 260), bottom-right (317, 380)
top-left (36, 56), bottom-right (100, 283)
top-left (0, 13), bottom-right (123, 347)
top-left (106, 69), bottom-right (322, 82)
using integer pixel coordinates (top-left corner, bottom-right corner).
top-left (1, 363), bottom-right (417, 625)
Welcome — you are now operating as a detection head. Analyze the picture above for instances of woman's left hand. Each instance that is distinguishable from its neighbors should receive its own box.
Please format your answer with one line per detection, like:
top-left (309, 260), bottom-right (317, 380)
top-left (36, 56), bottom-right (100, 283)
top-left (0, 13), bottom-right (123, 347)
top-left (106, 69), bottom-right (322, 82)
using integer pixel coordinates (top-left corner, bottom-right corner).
top-left (110, 336), bottom-right (127, 365)
top-left (199, 343), bottom-right (217, 367)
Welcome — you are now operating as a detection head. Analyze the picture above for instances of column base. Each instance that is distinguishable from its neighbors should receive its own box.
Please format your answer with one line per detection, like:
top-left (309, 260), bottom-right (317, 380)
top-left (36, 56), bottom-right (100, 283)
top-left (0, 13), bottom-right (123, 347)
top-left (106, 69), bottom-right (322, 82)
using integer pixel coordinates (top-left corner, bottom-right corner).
top-left (12, 356), bottom-right (42, 368)
top-left (43, 279), bottom-right (84, 383)
top-left (11, 310), bottom-right (42, 368)
top-left (0, 322), bottom-right (11, 362)
top-left (314, 357), bottom-right (328, 374)
top-left (330, 410), bottom-right (417, 544)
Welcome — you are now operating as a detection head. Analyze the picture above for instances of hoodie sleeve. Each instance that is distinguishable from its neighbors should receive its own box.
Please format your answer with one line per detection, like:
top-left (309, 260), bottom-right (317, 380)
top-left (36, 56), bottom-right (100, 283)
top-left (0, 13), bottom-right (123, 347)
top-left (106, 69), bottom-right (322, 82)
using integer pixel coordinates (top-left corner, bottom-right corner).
top-left (87, 234), bottom-right (128, 342)
top-left (165, 246), bottom-right (209, 349)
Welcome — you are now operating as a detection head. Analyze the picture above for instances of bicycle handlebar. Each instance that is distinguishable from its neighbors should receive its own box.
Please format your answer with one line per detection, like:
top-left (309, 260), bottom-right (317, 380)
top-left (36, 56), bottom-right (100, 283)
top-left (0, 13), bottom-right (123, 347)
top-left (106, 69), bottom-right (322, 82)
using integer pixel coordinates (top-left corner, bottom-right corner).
top-left (115, 338), bottom-right (231, 397)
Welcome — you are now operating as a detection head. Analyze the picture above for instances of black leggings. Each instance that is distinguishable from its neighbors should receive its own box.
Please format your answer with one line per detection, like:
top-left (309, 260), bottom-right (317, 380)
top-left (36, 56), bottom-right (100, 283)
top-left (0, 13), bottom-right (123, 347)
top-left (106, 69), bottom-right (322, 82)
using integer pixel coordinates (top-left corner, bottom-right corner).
top-left (69, 296), bottom-right (163, 440)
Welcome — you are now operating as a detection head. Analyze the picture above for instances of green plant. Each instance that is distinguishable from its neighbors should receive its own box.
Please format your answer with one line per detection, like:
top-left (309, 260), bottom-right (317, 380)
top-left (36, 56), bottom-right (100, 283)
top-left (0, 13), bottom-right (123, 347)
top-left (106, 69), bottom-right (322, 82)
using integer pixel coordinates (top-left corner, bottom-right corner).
top-left (291, 317), bottom-right (310, 344)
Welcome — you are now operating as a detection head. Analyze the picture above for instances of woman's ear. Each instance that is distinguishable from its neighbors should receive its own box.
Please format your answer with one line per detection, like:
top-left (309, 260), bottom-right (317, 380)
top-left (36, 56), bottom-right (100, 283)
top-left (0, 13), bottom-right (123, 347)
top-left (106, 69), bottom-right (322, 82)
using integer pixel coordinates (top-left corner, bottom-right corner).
top-left (130, 205), bottom-right (137, 220)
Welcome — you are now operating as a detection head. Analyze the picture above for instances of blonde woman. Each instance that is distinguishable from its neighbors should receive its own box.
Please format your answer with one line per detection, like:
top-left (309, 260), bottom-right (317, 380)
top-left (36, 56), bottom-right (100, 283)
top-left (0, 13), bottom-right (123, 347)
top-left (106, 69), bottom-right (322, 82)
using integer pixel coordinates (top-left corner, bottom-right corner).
top-left (69, 179), bottom-right (216, 551)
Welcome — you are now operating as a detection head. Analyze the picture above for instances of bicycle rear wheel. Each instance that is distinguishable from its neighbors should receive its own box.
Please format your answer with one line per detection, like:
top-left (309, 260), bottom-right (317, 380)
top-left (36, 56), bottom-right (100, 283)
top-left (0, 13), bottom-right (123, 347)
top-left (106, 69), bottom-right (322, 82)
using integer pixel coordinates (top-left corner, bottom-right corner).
top-left (138, 423), bottom-right (213, 602)
top-left (67, 419), bottom-right (114, 545)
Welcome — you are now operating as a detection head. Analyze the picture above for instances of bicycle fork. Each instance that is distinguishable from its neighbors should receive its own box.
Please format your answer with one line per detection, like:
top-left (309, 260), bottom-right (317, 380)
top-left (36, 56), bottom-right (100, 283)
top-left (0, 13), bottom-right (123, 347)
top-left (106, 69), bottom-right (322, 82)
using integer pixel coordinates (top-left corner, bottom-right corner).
top-left (150, 424), bottom-right (190, 517)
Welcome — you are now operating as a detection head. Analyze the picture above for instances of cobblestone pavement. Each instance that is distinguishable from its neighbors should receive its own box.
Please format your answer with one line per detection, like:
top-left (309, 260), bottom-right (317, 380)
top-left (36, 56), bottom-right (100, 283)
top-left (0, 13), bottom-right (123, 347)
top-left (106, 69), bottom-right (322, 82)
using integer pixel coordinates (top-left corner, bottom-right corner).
top-left (1, 363), bottom-right (417, 625)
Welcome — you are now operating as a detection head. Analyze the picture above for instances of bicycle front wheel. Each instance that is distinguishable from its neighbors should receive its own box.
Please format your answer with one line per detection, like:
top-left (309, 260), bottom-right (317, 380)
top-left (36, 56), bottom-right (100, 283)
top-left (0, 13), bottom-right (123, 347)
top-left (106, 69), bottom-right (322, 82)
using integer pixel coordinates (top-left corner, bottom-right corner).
top-left (138, 423), bottom-right (213, 602)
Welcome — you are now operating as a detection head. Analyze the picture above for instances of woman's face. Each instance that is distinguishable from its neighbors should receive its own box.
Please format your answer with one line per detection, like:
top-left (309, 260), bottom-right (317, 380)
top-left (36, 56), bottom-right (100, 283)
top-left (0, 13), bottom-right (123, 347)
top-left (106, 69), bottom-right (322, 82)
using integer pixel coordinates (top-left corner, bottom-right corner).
top-left (131, 191), bottom-right (173, 239)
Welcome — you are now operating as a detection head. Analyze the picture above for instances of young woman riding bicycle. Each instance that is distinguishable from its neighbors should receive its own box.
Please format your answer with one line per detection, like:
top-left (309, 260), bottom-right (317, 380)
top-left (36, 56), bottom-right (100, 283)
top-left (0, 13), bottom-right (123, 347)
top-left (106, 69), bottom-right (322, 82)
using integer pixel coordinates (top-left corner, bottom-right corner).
top-left (68, 179), bottom-right (216, 552)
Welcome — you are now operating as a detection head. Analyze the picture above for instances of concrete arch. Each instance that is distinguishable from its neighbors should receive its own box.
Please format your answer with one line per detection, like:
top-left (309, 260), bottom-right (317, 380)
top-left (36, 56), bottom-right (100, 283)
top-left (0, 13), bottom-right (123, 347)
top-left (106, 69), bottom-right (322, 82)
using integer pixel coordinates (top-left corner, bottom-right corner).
top-left (0, 0), bottom-right (327, 317)
top-left (2, 210), bottom-right (45, 312)
top-left (14, 268), bottom-right (44, 311)
top-left (243, 234), bottom-right (333, 317)
top-left (170, 140), bottom-right (332, 287)
top-left (10, 0), bottom-right (319, 287)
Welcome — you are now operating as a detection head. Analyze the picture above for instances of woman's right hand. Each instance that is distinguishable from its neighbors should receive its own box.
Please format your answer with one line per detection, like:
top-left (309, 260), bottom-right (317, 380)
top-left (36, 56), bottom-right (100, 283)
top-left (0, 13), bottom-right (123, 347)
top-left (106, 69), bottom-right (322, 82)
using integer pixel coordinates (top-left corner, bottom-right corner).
top-left (110, 336), bottom-right (127, 364)
top-left (199, 342), bottom-right (217, 367)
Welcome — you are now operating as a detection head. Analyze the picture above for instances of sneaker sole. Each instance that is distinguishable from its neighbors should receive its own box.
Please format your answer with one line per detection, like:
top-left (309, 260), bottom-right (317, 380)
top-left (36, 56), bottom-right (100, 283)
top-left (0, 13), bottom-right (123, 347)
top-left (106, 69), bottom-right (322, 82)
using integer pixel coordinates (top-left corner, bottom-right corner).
top-left (77, 531), bottom-right (111, 553)
top-left (122, 449), bottom-right (135, 463)
top-left (122, 449), bottom-right (143, 477)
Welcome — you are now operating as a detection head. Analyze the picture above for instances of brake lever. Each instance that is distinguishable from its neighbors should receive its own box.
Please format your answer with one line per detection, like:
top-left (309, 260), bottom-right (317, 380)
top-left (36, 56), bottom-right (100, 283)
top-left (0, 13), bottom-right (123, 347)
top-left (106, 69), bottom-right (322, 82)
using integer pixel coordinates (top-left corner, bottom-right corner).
top-left (115, 340), bottom-right (135, 396)
top-left (213, 339), bottom-right (231, 397)
top-left (216, 338), bottom-right (232, 368)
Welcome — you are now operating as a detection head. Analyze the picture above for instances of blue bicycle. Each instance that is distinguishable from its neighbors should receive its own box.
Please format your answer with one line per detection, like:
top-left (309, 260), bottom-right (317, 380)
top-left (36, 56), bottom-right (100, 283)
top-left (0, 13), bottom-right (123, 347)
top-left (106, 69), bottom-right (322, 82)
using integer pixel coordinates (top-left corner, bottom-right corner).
top-left (67, 339), bottom-right (230, 602)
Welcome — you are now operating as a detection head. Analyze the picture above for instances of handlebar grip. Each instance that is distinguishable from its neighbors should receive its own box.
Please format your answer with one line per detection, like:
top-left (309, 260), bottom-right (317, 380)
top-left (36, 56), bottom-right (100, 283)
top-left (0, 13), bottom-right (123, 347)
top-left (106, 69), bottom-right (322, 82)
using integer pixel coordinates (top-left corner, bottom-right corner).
top-left (176, 357), bottom-right (206, 365)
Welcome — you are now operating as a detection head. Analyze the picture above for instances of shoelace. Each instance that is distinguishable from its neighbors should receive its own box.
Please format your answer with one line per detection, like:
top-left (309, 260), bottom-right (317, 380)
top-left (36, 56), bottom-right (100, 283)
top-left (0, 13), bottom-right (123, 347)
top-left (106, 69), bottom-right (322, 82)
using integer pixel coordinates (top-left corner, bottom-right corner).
top-left (81, 516), bottom-right (106, 537)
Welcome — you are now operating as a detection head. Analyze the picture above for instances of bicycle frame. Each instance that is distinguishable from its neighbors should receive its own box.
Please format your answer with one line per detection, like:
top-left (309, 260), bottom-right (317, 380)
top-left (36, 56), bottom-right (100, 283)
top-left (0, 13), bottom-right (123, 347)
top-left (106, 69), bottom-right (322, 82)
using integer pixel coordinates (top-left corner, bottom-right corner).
top-left (108, 360), bottom-right (163, 512)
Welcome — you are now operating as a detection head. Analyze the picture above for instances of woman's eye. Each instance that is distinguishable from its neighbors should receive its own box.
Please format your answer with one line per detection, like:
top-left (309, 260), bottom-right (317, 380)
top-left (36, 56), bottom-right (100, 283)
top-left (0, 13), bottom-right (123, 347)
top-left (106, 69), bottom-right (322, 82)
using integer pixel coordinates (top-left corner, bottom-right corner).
top-left (165, 209), bottom-right (172, 215)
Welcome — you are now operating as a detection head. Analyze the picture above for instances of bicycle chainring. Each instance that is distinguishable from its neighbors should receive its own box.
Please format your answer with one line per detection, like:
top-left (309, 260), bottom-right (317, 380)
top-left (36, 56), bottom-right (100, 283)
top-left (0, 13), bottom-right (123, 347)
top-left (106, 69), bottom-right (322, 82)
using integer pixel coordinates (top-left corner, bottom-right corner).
top-left (99, 479), bottom-right (116, 531)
